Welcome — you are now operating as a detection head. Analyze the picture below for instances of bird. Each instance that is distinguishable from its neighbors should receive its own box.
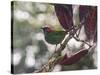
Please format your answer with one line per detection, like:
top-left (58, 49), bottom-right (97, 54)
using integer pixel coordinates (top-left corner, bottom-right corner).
top-left (41, 27), bottom-right (67, 45)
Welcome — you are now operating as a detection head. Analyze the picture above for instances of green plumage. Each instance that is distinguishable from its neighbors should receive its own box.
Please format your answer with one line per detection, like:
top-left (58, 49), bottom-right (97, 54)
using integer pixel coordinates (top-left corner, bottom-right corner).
top-left (45, 31), bottom-right (66, 44)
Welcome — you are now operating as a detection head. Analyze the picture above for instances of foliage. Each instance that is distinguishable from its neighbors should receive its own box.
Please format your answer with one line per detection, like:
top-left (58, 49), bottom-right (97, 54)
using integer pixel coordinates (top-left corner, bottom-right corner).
top-left (12, 1), bottom-right (97, 74)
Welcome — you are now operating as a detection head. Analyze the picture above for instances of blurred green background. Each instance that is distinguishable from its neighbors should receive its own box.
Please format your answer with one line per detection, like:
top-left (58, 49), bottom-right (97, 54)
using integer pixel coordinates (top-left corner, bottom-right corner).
top-left (12, 1), bottom-right (97, 74)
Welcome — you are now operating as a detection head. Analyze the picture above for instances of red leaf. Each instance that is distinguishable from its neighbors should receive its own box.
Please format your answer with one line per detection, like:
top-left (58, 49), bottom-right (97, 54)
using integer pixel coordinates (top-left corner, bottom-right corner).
top-left (85, 7), bottom-right (97, 40)
top-left (93, 31), bottom-right (97, 43)
top-left (79, 6), bottom-right (97, 41)
top-left (59, 49), bottom-right (88, 65)
top-left (54, 4), bottom-right (73, 32)
top-left (79, 6), bottom-right (91, 22)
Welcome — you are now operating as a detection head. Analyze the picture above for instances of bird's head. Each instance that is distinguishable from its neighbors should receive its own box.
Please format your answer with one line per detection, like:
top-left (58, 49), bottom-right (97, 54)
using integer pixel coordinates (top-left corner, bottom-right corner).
top-left (41, 27), bottom-right (53, 33)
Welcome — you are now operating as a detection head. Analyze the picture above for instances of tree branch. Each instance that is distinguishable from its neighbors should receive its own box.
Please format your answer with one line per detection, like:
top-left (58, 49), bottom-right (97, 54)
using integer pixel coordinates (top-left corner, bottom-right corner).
top-left (35, 28), bottom-right (78, 72)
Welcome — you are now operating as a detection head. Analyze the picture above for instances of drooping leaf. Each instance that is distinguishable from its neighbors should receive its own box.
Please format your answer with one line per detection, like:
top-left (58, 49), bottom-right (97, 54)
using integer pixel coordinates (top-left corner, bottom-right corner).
top-left (54, 4), bottom-right (73, 32)
top-left (59, 49), bottom-right (88, 65)
top-left (79, 6), bottom-right (97, 41)
top-left (93, 31), bottom-right (97, 43)
top-left (79, 6), bottom-right (91, 22)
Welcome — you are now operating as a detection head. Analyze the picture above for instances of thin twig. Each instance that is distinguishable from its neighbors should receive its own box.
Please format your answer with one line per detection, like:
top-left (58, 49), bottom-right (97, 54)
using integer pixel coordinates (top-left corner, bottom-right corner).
top-left (76, 25), bottom-right (82, 37)
top-left (73, 36), bottom-right (92, 47)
